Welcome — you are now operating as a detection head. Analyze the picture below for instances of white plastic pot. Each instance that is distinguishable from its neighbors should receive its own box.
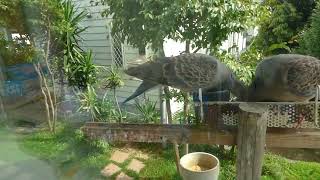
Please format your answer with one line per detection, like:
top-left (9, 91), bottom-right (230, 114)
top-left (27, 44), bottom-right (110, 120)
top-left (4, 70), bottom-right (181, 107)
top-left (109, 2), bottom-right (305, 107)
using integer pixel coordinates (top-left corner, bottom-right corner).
top-left (179, 152), bottom-right (220, 180)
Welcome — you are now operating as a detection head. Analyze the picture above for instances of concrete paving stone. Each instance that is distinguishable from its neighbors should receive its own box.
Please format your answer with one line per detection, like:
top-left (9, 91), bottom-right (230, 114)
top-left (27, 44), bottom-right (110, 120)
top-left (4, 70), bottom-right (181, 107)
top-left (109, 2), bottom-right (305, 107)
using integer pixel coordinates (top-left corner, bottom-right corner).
top-left (115, 172), bottom-right (134, 180)
top-left (127, 159), bottom-right (145, 173)
top-left (110, 150), bottom-right (130, 163)
top-left (135, 152), bottom-right (149, 160)
top-left (101, 163), bottom-right (121, 177)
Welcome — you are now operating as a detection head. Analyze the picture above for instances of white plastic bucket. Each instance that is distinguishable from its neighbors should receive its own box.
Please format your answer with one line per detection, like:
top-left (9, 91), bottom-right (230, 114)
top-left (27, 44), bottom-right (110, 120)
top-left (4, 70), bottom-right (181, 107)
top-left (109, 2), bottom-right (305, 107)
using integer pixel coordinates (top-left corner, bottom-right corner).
top-left (179, 152), bottom-right (220, 180)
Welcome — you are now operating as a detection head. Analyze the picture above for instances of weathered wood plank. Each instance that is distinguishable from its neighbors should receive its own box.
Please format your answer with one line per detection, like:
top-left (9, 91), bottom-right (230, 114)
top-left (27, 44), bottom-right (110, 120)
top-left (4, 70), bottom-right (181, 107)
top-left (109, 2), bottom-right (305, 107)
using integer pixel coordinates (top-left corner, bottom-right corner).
top-left (266, 128), bottom-right (320, 149)
top-left (82, 123), bottom-right (236, 145)
top-left (81, 123), bottom-right (320, 149)
top-left (236, 106), bottom-right (268, 180)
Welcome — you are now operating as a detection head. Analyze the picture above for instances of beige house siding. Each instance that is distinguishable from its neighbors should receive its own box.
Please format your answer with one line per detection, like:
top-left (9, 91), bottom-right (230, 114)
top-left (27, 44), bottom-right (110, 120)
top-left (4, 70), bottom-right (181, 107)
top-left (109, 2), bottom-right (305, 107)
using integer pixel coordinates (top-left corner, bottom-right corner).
top-left (74, 0), bottom-right (159, 105)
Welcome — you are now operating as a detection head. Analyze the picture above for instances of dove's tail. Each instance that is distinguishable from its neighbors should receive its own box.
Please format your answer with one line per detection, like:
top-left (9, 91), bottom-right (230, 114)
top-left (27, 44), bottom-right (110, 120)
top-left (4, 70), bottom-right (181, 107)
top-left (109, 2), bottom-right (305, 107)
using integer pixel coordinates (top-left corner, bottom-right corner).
top-left (122, 80), bottom-right (158, 104)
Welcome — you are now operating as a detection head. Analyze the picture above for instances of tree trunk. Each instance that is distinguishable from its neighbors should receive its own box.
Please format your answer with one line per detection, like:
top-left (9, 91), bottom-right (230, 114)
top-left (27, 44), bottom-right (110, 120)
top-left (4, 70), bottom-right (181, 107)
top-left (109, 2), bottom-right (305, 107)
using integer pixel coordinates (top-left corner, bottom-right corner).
top-left (43, 25), bottom-right (57, 133)
top-left (34, 63), bottom-right (53, 132)
top-left (40, 67), bottom-right (55, 132)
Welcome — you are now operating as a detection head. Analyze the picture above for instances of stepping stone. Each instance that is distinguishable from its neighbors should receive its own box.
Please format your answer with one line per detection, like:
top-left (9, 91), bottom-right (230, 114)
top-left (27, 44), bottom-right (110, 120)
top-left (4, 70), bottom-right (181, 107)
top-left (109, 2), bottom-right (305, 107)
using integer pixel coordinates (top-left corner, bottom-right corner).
top-left (116, 172), bottom-right (134, 180)
top-left (111, 150), bottom-right (130, 163)
top-left (135, 152), bottom-right (149, 160)
top-left (127, 159), bottom-right (145, 173)
top-left (101, 163), bottom-right (121, 177)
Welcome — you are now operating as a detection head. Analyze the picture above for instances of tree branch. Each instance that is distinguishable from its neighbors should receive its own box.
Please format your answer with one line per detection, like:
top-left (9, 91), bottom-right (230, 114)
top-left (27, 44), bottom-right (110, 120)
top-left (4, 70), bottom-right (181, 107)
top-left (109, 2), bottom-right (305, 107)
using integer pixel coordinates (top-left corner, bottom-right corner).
top-left (193, 47), bottom-right (201, 53)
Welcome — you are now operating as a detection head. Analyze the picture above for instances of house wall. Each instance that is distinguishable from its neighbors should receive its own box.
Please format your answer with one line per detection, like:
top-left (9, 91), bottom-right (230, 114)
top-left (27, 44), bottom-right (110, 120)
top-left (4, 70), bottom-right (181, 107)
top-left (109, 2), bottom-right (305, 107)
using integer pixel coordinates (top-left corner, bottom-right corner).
top-left (73, 0), bottom-right (160, 104)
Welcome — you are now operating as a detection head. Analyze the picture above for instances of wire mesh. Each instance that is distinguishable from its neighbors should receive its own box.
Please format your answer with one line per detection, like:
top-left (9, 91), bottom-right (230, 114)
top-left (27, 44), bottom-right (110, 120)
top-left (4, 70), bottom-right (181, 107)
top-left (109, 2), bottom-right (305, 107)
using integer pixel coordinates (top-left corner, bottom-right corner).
top-left (110, 33), bottom-right (125, 68)
top-left (196, 102), bottom-right (320, 129)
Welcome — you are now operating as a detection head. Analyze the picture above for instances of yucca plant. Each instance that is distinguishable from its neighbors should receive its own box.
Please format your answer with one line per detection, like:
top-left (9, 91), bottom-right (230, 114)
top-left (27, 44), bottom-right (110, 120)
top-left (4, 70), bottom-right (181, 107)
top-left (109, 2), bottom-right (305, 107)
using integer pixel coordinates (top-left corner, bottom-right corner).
top-left (78, 86), bottom-right (100, 121)
top-left (104, 67), bottom-right (124, 122)
top-left (61, 0), bottom-right (87, 53)
top-left (60, 0), bottom-right (89, 89)
top-left (135, 98), bottom-right (160, 124)
top-left (70, 50), bottom-right (97, 90)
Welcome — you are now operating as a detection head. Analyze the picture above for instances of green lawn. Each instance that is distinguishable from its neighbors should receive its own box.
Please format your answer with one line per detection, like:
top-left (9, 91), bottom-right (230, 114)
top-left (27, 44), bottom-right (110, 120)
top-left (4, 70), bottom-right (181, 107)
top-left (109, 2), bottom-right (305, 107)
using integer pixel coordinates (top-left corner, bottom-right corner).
top-left (1, 123), bottom-right (319, 180)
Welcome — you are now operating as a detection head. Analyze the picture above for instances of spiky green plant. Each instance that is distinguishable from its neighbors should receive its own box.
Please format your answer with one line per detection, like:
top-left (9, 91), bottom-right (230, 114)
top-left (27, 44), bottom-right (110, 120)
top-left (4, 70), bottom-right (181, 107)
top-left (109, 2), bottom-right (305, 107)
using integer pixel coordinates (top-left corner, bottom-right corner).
top-left (78, 86), bottom-right (100, 121)
top-left (60, 0), bottom-right (93, 89)
top-left (104, 67), bottom-right (124, 122)
top-left (70, 50), bottom-right (97, 89)
top-left (135, 98), bottom-right (160, 124)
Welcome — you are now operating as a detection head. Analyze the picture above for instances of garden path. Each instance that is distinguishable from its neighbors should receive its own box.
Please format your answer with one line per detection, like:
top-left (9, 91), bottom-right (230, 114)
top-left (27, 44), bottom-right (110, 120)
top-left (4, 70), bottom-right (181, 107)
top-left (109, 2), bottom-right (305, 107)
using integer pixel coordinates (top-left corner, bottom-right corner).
top-left (101, 148), bottom-right (149, 179)
top-left (0, 129), bottom-right (57, 180)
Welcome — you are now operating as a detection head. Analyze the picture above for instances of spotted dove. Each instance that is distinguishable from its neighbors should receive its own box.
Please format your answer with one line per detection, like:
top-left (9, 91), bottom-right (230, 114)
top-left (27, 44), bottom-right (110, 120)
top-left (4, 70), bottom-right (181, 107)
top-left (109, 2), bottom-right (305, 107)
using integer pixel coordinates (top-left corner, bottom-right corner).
top-left (248, 54), bottom-right (320, 102)
top-left (123, 53), bottom-right (247, 103)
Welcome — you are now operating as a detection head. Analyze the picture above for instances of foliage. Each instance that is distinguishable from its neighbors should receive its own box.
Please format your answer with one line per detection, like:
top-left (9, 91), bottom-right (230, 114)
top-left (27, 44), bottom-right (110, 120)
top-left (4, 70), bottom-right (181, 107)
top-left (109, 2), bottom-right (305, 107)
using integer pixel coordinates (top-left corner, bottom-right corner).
top-left (0, 0), bottom-right (95, 89)
top-left (164, 88), bottom-right (187, 103)
top-left (100, 0), bottom-right (258, 50)
top-left (96, 94), bottom-right (115, 121)
top-left (68, 50), bottom-right (97, 90)
top-left (60, 0), bottom-right (97, 90)
top-left (0, 34), bottom-right (36, 66)
top-left (0, 0), bottom-right (94, 89)
top-left (255, 0), bottom-right (316, 55)
top-left (173, 108), bottom-right (196, 124)
top-left (298, 2), bottom-right (320, 59)
top-left (0, 1), bottom-right (25, 32)
top-left (97, 93), bottom-right (127, 122)
top-left (212, 44), bottom-right (262, 86)
top-left (78, 88), bottom-right (128, 122)
top-left (78, 86), bottom-right (100, 121)
top-left (0, 0), bottom-right (63, 39)
top-left (103, 67), bottom-right (124, 122)
top-left (135, 98), bottom-right (160, 123)
top-left (220, 56), bottom-right (254, 86)
top-left (104, 67), bottom-right (124, 89)
top-left (0, 0), bottom-right (63, 65)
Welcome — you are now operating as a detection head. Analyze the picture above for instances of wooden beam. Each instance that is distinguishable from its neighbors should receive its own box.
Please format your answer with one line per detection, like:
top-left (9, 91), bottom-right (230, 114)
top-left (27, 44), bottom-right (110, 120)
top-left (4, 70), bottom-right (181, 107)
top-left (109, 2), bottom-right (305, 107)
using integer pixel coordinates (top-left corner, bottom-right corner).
top-left (266, 128), bottom-right (320, 149)
top-left (82, 123), bottom-right (236, 145)
top-left (82, 123), bottom-right (320, 149)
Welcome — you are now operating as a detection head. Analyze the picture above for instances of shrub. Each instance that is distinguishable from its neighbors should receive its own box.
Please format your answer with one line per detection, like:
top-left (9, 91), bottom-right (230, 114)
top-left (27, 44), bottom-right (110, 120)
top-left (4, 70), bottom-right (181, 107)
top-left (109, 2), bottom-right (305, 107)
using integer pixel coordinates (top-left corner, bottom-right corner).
top-left (298, 2), bottom-right (320, 59)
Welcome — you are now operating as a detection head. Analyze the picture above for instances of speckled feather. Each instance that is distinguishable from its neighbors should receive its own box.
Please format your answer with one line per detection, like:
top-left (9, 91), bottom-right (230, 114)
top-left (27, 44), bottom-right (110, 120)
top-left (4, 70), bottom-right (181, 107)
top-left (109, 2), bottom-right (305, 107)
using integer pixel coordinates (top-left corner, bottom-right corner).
top-left (287, 56), bottom-right (320, 97)
top-left (123, 53), bottom-right (246, 103)
top-left (126, 53), bottom-right (224, 91)
top-left (249, 54), bottom-right (320, 102)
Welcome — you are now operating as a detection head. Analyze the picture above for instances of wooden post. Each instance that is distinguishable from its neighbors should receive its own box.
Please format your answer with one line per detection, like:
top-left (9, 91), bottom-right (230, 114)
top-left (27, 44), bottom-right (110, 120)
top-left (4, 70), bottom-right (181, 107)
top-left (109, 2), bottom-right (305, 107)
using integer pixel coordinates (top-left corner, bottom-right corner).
top-left (173, 141), bottom-right (181, 175)
top-left (236, 103), bottom-right (268, 180)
